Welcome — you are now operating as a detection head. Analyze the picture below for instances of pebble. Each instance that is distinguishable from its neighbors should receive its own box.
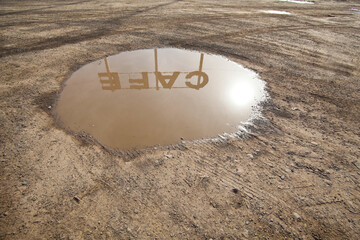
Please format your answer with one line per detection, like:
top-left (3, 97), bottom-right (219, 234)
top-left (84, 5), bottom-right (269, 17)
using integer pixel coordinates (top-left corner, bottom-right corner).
top-left (247, 154), bottom-right (254, 159)
top-left (280, 175), bottom-right (285, 180)
top-left (293, 212), bottom-right (301, 221)
top-left (245, 221), bottom-right (250, 225)
top-left (352, 161), bottom-right (360, 170)
top-left (48, 106), bottom-right (52, 109)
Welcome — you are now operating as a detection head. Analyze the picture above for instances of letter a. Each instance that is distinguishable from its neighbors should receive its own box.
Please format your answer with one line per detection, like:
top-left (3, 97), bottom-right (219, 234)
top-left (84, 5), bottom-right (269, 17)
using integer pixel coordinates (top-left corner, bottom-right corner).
top-left (155, 72), bottom-right (180, 89)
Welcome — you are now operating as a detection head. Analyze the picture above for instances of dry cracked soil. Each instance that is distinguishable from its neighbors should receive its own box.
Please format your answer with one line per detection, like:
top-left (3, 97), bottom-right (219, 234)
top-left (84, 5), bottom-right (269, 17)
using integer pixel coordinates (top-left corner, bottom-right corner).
top-left (0, 0), bottom-right (360, 239)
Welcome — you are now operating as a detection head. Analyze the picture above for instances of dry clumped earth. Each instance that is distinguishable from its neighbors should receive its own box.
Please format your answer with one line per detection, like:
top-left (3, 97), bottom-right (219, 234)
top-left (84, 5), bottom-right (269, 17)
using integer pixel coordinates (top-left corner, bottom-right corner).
top-left (0, 0), bottom-right (360, 239)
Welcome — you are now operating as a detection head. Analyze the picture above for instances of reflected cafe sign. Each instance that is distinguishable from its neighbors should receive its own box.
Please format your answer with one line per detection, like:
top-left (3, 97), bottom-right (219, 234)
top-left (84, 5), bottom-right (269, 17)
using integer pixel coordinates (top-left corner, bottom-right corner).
top-left (98, 50), bottom-right (208, 91)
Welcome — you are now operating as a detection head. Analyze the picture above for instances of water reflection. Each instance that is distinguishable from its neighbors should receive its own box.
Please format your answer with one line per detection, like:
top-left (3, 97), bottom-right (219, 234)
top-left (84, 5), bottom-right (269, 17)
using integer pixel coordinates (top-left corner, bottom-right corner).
top-left (55, 48), bottom-right (267, 150)
top-left (98, 49), bottom-right (208, 90)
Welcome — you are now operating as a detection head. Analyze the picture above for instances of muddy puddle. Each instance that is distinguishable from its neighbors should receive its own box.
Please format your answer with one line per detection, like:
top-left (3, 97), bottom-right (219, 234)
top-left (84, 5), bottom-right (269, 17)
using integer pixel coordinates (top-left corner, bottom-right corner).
top-left (261, 10), bottom-right (291, 15)
top-left (55, 48), bottom-right (267, 150)
top-left (279, 0), bottom-right (314, 4)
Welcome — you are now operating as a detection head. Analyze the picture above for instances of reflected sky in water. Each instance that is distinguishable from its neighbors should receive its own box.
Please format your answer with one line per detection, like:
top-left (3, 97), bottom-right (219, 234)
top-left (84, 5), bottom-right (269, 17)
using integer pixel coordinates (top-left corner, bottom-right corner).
top-left (55, 48), bottom-right (267, 150)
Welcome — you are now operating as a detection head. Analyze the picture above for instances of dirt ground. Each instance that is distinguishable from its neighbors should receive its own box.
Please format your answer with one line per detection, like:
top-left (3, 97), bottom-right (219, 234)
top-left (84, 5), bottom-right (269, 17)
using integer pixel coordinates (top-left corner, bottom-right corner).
top-left (1, 0), bottom-right (360, 239)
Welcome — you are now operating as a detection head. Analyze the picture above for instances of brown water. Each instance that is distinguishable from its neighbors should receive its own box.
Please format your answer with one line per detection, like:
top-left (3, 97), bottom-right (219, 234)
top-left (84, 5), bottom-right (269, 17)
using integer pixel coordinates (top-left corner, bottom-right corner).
top-left (55, 48), bottom-right (267, 150)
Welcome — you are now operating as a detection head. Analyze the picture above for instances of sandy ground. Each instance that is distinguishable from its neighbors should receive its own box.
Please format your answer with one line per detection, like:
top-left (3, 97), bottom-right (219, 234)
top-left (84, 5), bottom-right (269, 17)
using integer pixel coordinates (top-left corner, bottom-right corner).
top-left (1, 0), bottom-right (360, 239)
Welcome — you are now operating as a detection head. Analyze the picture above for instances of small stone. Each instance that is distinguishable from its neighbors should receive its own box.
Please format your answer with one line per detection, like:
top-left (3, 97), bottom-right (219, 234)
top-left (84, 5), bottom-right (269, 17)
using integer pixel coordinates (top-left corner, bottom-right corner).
top-left (294, 212), bottom-right (301, 221)
top-left (48, 106), bottom-right (52, 109)
top-left (353, 161), bottom-right (360, 170)
top-left (73, 196), bottom-right (80, 203)
top-left (291, 107), bottom-right (298, 111)
top-left (280, 175), bottom-right (285, 180)
top-left (164, 154), bottom-right (173, 159)
top-left (325, 180), bottom-right (332, 186)
top-left (3, 212), bottom-right (8, 216)
top-left (270, 218), bottom-right (273, 222)
top-left (134, 209), bottom-right (139, 214)
top-left (245, 221), bottom-right (250, 225)
top-left (311, 141), bottom-right (318, 146)
top-left (247, 154), bottom-right (254, 159)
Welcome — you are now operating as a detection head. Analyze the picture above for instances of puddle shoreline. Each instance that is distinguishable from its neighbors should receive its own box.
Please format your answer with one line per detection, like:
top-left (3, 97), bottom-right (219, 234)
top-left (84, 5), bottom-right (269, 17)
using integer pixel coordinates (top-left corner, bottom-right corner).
top-left (54, 48), bottom-right (268, 151)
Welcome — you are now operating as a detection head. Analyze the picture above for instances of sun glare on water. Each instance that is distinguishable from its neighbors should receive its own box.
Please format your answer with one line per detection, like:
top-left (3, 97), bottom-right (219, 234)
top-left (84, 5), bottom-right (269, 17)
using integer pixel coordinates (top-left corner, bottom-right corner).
top-left (228, 81), bottom-right (256, 107)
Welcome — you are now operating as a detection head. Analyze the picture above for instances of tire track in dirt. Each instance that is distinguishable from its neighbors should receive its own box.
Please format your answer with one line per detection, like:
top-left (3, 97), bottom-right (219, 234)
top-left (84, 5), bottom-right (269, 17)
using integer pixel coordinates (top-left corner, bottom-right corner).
top-left (189, 151), bottom-right (302, 236)
top-left (0, 0), bottom-right (92, 17)
top-left (0, 0), bottom-right (183, 58)
top-left (185, 144), bottom-right (290, 206)
top-left (172, 23), bottom-right (358, 46)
